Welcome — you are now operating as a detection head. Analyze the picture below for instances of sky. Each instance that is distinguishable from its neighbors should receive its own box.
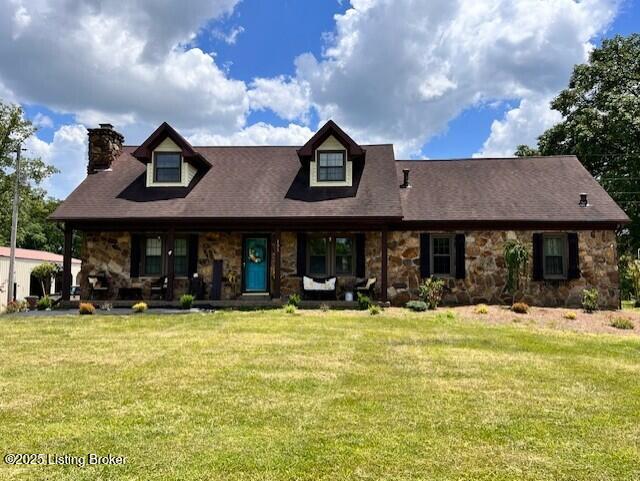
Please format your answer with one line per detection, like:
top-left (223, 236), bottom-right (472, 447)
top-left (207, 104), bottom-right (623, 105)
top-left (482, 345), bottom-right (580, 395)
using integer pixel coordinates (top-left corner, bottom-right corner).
top-left (0, 0), bottom-right (638, 199)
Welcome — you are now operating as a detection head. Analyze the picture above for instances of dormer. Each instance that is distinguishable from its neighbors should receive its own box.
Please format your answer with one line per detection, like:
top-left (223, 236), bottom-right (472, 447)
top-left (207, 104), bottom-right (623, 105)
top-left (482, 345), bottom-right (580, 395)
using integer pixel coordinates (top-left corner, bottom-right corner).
top-left (132, 122), bottom-right (210, 188)
top-left (297, 120), bottom-right (365, 188)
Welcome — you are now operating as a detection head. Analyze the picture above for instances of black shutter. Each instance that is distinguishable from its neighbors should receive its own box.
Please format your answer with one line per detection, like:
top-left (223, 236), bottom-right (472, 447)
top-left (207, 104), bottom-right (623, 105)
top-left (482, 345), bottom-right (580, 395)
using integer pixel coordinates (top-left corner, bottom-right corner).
top-left (355, 233), bottom-right (366, 277)
top-left (455, 234), bottom-right (466, 279)
top-left (210, 259), bottom-right (223, 300)
top-left (419, 233), bottom-right (430, 278)
top-left (296, 233), bottom-right (306, 276)
top-left (532, 233), bottom-right (543, 281)
top-left (130, 234), bottom-right (141, 278)
top-left (567, 233), bottom-right (580, 279)
top-left (188, 234), bottom-right (199, 277)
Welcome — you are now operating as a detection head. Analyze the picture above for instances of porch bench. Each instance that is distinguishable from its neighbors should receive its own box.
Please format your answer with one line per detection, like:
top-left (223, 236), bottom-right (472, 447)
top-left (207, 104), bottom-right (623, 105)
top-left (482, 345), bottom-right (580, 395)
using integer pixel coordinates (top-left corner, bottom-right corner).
top-left (302, 276), bottom-right (337, 300)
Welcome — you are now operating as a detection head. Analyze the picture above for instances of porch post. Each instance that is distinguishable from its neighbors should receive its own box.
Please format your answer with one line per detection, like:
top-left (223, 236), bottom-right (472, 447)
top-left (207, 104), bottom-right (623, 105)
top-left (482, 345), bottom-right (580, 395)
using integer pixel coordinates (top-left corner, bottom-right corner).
top-left (274, 229), bottom-right (281, 299)
top-left (165, 228), bottom-right (175, 301)
top-left (61, 223), bottom-right (73, 301)
top-left (381, 228), bottom-right (388, 303)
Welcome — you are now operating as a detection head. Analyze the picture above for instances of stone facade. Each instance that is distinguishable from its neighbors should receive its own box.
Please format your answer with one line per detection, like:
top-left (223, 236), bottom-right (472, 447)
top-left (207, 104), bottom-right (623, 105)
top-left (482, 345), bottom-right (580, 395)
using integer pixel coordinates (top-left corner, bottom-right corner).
top-left (387, 230), bottom-right (619, 309)
top-left (80, 229), bottom-right (619, 308)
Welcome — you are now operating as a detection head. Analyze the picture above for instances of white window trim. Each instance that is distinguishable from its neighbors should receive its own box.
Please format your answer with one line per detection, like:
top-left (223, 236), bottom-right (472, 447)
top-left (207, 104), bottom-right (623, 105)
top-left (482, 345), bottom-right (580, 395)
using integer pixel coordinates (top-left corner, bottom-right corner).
top-left (310, 135), bottom-right (353, 187)
top-left (542, 233), bottom-right (568, 280)
top-left (430, 234), bottom-right (455, 278)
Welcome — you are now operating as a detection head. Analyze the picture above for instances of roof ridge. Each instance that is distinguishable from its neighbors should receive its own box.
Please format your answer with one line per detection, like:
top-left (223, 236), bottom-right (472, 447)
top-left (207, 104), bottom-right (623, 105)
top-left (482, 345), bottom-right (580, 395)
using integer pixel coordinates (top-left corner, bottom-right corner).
top-left (123, 144), bottom-right (394, 149)
top-left (395, 155), bottom-right (578, 163)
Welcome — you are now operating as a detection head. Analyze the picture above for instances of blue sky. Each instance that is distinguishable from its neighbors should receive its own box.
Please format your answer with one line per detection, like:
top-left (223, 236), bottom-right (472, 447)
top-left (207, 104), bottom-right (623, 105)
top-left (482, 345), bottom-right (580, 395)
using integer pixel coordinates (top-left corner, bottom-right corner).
top-left (0, 0), bottom-right (637, 197)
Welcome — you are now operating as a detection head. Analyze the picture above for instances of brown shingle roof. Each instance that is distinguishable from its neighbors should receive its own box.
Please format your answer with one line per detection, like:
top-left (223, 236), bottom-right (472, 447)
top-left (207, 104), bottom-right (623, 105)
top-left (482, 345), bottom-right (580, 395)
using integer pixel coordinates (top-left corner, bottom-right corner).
top-left (396, 156), bottom-right (629, 224)
top-left (51, 144), bottom-right (403, 221)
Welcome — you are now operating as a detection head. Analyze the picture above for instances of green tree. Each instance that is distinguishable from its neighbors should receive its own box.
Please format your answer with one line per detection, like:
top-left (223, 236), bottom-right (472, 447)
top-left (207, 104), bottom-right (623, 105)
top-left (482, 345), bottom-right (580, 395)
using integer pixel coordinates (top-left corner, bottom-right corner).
top-left (516, 34), bottom-right (640, 251)
top-left (31, 262), bottom-right (60, 298)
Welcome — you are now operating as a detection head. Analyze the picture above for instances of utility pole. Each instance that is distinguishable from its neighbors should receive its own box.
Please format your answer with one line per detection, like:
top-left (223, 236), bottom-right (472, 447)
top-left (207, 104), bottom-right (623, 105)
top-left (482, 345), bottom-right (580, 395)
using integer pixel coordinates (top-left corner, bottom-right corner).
top-left (7, 145), bottom-right (23, 306)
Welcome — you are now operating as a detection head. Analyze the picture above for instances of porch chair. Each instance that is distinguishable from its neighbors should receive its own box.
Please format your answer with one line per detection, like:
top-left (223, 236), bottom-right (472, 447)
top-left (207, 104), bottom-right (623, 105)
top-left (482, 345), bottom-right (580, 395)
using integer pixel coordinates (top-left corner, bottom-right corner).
top-left (355, 277), bottom-right (377, 298)
top-left (88, 272), bottom-right (111, 300)
top-left (302, 276), bottom-right (337, 300)
top-left (150, 276), bottom-right (168, 300)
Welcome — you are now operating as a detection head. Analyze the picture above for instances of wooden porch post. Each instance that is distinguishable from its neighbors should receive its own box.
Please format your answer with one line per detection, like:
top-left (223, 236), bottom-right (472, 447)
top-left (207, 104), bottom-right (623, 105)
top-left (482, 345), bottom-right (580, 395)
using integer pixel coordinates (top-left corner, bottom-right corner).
top-left (381, 228), bottom-right (388, 303)
top-left (274, 229), bottom-right (281, 299)
top-left (166, 228), bottom-right (175, 301)
top-left (61, 223), bottom-right (73, 301)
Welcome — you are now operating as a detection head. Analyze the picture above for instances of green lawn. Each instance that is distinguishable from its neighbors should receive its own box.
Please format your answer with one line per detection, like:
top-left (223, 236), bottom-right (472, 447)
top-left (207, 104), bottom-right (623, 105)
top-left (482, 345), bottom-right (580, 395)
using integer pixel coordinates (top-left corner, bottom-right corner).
top-left (1, 310), bottom-right (639, 480)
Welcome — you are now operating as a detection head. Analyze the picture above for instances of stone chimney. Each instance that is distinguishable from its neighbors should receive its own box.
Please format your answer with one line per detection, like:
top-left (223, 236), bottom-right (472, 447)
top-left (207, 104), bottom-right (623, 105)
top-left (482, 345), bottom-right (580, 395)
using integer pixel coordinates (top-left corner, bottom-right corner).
top-left (87, 123), bottom-right (124, 174)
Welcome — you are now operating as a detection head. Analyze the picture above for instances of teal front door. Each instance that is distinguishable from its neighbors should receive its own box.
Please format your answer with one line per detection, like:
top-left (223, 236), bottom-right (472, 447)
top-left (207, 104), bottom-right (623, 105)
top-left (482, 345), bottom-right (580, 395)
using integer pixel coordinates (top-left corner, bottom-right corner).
top-left (243, 237), bottom-right (269, 292)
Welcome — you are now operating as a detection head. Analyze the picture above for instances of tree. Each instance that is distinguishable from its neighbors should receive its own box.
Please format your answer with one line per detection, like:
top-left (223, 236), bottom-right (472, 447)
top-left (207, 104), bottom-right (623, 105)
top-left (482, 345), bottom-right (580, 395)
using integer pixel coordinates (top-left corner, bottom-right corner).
top-left (515, 34), bottom-right (640, 251)
top-left (31, 262), bottom-right (60, 298)
top-left (514, 145), bottom-right (540, 157)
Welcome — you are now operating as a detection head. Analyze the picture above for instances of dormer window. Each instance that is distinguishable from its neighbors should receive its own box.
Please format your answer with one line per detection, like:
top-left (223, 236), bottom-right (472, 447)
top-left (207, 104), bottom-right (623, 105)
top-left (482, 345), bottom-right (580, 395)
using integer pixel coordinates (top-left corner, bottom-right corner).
top-left (318, 152), bottom-right (346, 182)
top-left (154, 152), bottom-right (182, 183)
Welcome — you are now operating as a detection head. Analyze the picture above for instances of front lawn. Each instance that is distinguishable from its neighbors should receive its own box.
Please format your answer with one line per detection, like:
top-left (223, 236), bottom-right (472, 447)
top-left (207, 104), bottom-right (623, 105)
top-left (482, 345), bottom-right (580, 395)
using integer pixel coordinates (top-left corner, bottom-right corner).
top-left (1, 310), bottom-right (639, 480)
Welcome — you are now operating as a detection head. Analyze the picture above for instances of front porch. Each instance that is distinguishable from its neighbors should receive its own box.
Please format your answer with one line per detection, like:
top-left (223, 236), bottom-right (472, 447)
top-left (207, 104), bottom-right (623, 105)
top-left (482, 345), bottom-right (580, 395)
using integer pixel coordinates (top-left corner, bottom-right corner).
top-left (60, 226), bottom-right (389, 305)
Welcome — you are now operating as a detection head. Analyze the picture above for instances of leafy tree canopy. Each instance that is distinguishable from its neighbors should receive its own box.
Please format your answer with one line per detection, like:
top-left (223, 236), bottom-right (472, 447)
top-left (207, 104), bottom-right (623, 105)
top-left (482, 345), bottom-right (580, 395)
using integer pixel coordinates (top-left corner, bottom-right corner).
top-left (516, 34), bottom-right (640, 251)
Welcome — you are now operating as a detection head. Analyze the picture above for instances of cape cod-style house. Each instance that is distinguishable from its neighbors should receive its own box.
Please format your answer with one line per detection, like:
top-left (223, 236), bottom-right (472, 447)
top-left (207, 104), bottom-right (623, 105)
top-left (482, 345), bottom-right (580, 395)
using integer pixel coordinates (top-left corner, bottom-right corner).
top-left (51, 121), bottom-right (629, 308)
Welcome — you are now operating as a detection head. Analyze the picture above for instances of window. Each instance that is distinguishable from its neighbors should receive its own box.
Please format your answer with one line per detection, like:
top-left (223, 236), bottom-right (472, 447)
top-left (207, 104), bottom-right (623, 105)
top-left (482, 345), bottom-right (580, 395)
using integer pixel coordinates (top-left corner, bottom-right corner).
top-left (144, 237), bottom-right (162, 276)
top-left (543, 235), bottom-right (566, 279)
top-left (174, 238), bottom-right (188, 276)
top-left (335, 237), bottom-right (353, 275)
top-left (154, 152), bottom-right (181, 183)
top-left (307, 235), bottom-right (355, 276)
top-left (317, 151), bottom-right (346, 181)
top-left (308, 237), bottom-right (328, 276)
top-left (431, 235), bottom-right (454, 276)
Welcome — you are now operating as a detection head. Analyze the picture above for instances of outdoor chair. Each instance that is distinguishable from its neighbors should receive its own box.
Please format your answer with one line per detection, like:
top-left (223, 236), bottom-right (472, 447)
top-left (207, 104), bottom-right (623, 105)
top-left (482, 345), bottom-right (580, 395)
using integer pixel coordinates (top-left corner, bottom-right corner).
top-left (302, 276), bottom-right (337, 300)
top-left (150, 276), bottom-right (167, 300)
top-left (355, 277), bottom-right (377, 298)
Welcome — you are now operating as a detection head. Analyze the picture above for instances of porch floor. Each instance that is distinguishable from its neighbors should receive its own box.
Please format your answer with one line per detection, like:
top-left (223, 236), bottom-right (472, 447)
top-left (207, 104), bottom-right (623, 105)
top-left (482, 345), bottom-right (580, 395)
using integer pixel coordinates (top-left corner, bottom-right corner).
top-left (59, 299), bottom-right (361, 310)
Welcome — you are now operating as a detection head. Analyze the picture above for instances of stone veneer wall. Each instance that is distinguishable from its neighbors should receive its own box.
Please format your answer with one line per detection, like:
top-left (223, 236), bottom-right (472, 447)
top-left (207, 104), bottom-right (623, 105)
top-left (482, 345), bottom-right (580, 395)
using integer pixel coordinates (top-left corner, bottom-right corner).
top-left (387, 230), bottom-right (619, 309)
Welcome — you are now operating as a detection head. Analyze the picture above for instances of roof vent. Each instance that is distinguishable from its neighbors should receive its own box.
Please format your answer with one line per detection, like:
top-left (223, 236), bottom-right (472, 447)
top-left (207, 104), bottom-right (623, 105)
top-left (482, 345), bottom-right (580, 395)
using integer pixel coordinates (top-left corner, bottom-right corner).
top-left (401, 168), bottom-right (411, 189)
top-left (579, 193), bottom-right (589, 207)
top-left (99, 123), bottom-right (113, 130)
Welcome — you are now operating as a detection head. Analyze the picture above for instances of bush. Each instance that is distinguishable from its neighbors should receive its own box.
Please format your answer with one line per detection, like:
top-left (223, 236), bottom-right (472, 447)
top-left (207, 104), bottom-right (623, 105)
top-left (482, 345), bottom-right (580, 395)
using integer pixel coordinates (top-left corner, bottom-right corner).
top-left (582, 288), bottom-right (599, 313)
top-left (79, 303), bottom-right (95, 315)
top-left (369, 305), bottom-right (381, 316)
top-left (36, 296), bottom-right (52, 311)
top-left (284, 304), bottom-right (296, 314)
top-left (511, 302), bottom-right (529, 314)
top-left (357, 293), bottom-right (372, 310)
top-left (288, 293), bottom-right (301, 307)
top-left (563, 311), bottom-right (577, 320)
top-left (418, 277), bottom-right (445, 310)
top-left (5, 300), bottom-right (27, 314)
top-left (406, 300), bottom-right (428, 312)
top-left (475, 304), bottom-right (489, 314)
top-left (132, 302), bottom-right (148, 313)
top-left (320, 303), bottom-right (330, 312)
top-left (611, 317), bottom-right (635, 330)
top-left (180, 294), bottom-right (195, 310)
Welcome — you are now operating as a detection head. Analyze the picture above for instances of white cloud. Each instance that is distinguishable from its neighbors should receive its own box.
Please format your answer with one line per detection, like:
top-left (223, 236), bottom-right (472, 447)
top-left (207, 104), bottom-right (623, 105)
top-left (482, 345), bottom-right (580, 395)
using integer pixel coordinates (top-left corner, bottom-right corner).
top-left (474, 95), bottom-right (562, 157)
top-left (32, 112), bottom-right (53, 129)
top-left (254, 0), bottom-right (617, 157)
top-left (25, 124), bottom-right (88, 199)
top-left (248, 77), bottom-right (311, 122)
top-left (187, 122), bottom-right (314, 146)
top-left (0, 0), bottom-right (247, 133)
top-left (212, 25), bottom-right (245, 45)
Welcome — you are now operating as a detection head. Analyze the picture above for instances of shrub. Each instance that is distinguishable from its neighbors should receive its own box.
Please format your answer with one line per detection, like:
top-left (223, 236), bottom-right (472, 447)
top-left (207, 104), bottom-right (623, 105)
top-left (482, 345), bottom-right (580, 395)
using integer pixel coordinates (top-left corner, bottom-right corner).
top-left (582, 288), bottom-right (599, 313)
top-left (132, 302), bottom-right (148, 313)
top-left (418, 277), bottom-right (445, 310)
top-left (357, 293), bottom-right (372, 310)
top-left (36, 296), bottom-right (52, 311)
top-left (5, 300), bottom-right (27, 314)
top-left (406, 300), bottom-right (428, 312)
top-left (79, 303), bottom-right (95, 315)
top-left (284, 304), bottom-right (296, 314)
top-left (475, 304), bottom-right (489, 314)
top-left (287, 293), bottom-right (301, 307)
top-left (563, 311), bottom-right (577, 320)
top-left (445, 310), bottom-right (455, 320)
top-left (511, 302), bottom-right (529, 314)
top-left (369, 304), bottom-right (381, 316)
top-left (611, 317), bottom-right (635, 330)
top-left (320, 303), bottom-right (330, 312)
top-left (180, 294), bottom-right (195, 310)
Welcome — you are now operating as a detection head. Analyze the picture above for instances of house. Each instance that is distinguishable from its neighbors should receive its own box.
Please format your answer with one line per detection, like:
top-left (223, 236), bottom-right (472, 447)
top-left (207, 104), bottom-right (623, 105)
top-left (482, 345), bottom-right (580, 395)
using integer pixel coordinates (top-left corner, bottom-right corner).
top-left (50, 121), bottom-right (629, 308)
top-left (0, 247), bottom-right (81, 310)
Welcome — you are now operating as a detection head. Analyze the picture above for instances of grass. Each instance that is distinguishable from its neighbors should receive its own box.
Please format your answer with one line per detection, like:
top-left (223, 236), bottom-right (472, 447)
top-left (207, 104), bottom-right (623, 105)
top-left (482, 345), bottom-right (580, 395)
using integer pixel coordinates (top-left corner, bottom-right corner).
top-left (1, 310), bottom-right (639, 480)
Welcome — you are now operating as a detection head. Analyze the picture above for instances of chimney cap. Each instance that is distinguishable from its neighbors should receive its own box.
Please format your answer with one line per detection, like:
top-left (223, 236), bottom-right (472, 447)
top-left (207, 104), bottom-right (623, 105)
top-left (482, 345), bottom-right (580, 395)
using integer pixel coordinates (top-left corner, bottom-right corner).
top-left (99, 123), bottom-right (113, 130)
